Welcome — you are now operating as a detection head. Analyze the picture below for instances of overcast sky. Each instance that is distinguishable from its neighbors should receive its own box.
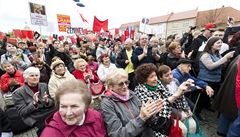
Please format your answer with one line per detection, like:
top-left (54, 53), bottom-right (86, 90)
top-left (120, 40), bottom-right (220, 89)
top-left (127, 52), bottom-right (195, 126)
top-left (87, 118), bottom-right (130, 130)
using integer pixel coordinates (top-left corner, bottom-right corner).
top-left (0, 0), bottom-right (239, 34)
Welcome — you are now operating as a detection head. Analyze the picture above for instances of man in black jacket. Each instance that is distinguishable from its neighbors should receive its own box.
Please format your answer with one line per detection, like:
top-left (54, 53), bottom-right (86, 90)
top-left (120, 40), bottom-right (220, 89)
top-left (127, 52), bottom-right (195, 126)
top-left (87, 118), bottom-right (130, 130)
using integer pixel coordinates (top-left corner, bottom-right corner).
top-left (45, 40), bottom-right (75, 72)
top-left (131, 34), bottom-right (161, 69)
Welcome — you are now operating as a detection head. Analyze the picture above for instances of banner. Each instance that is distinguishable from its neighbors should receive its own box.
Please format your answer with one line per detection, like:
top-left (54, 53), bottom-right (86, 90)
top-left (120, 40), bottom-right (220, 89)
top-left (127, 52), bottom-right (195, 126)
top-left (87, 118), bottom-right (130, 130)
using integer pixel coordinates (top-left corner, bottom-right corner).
top-left (0, 32), bottom-right (3, 40)
top-left (57, 14), bottom-right (71, 32)
top-left (93, 16), bottom-right (108, 33)
top-left (29, 2), bottom-right (47, 26)
top-left (13, 29), bottom-right (23, 38)
top-left (13, 29), bottom-right (34, 39)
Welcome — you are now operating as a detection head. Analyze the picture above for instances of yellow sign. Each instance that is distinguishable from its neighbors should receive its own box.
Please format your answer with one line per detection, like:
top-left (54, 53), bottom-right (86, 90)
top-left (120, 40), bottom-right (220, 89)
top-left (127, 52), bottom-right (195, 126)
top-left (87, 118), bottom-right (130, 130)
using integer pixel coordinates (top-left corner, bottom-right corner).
top-left (57, 14), bottom-right (71, 32)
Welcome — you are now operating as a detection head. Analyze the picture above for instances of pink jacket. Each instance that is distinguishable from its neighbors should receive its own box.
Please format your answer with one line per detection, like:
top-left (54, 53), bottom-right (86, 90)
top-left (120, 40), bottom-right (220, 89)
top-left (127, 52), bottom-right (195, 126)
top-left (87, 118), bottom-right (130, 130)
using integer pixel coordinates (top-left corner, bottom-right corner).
top-left (236, 61), bottom-right (240, 109)
top-left (41, 108), bottom-right (108, 137)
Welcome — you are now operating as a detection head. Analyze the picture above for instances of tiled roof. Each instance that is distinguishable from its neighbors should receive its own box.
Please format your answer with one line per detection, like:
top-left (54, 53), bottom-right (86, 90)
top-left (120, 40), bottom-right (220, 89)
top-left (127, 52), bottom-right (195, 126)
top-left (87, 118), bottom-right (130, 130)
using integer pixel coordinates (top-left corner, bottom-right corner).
top-left (120, 21), bottom-right (140, 28)
top-left (149, 14), bottom-right (172, 24)
top-left (168, 9), bottom-right (197, 21)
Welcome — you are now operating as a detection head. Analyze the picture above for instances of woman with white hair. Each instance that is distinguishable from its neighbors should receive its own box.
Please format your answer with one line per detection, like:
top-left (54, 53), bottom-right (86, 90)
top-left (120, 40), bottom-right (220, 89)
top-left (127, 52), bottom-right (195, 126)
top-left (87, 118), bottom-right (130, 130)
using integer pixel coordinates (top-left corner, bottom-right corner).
top-left (12, 67), bottom-right (55, 136)
top-left (101, 68), bottom-right (164, 137)
top-left (72, 58), bottom-right (99, 83)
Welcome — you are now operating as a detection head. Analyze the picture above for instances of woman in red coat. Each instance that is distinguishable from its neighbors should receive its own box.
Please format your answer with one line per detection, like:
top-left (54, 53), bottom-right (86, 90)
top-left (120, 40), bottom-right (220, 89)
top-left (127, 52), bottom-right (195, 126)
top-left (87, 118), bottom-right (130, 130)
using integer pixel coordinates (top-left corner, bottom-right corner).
top-left (72, 58), bottom-right (99, 83)
top-left (40, 80), bottom-right (107, 137)
top-left (0, 60), bottom-right (24, 93)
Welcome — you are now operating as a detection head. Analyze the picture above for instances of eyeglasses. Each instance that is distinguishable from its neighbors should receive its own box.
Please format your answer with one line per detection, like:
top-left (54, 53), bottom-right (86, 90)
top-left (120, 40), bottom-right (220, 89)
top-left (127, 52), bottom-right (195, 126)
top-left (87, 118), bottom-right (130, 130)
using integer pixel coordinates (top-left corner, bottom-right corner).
top-left (116, 80), bottom-right (130, 87)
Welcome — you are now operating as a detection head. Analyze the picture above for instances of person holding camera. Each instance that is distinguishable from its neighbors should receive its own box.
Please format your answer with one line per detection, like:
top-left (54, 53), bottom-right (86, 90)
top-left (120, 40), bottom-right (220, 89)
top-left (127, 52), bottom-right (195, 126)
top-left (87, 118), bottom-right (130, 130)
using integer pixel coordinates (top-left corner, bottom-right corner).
top-left (134, 63), bottom-right (194, 137)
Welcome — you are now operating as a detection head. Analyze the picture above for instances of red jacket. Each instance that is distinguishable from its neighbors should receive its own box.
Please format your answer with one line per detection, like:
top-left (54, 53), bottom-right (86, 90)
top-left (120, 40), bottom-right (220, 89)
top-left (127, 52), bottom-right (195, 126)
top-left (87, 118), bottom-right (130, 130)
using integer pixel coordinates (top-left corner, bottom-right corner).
top-left (40, 108), bottom-right (108, 137)
top-left (0, 70), bottom-right (24, 93)
top-left (236, 61), bottom-right (240, 109)
top-left (72, 68), bottom-right (99, 83)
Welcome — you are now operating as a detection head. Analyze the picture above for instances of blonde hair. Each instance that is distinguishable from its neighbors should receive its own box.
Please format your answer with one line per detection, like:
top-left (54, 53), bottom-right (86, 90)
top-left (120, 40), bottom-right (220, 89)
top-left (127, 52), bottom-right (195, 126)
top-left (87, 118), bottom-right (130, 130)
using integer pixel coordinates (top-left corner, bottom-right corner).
top-left (168, 42), bottom-right (180, 53)
top-left (150, 36), bottom-right (159, 42)
top-left (106, 68), bottom-right (128, 86)
top-left (74, 58), bottom-right (87, 69)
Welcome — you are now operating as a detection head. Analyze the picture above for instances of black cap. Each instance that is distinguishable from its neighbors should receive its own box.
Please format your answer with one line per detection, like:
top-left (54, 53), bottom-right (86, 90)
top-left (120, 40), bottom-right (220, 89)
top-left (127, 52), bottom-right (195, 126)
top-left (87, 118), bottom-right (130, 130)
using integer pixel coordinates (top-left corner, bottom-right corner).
top-left (177, 58), bottom-right (194, 65)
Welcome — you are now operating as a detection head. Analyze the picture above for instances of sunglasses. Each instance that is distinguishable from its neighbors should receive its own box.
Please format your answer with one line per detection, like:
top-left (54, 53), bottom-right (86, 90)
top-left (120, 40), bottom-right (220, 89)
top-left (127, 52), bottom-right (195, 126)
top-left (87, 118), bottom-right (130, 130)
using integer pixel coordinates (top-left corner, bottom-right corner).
top-left (116, 80), bottom-right (130, 87)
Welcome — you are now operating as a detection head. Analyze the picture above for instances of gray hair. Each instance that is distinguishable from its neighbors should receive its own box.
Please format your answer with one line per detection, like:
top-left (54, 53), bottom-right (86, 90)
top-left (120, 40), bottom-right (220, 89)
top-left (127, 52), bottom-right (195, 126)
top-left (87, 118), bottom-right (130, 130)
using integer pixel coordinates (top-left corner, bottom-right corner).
top-left (1, 60), bottom-right (14, 67)
top-left (74, 58), bottom-right (87, 69)
top-left (106, 68), bottom-right (128, 86)
top-left (23, 67), bottom-right (40, 82)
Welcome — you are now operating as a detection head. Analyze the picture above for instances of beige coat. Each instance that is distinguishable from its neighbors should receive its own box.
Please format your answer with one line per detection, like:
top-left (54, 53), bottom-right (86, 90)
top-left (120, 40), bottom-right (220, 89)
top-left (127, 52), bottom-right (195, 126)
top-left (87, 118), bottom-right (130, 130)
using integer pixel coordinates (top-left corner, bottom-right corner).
top-left (48, 69), bottom-right (76, 99)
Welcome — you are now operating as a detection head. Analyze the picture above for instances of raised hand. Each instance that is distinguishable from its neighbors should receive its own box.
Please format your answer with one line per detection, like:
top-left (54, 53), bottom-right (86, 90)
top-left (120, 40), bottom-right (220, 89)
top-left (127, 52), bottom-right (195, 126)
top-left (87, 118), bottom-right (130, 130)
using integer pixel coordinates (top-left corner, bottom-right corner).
top-left (43, 92), bottom-right (49, 103)
top-left (139, 99), bottom-right (162, 121)
top-left (33, 91), bottom-right (39, 105)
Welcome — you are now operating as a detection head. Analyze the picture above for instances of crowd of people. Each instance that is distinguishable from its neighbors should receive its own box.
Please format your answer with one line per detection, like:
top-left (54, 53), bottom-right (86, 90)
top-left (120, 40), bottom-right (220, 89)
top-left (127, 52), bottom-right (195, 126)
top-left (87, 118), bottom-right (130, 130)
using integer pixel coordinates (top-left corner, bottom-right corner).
top-left (0, 23), bottom-right (240, 137)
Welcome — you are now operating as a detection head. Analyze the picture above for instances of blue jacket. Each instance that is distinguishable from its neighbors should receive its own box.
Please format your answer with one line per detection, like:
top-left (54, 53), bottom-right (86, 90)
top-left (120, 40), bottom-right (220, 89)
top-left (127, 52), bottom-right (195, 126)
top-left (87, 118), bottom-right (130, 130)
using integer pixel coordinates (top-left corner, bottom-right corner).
top-left (172, 67), bottom-right (208, 90)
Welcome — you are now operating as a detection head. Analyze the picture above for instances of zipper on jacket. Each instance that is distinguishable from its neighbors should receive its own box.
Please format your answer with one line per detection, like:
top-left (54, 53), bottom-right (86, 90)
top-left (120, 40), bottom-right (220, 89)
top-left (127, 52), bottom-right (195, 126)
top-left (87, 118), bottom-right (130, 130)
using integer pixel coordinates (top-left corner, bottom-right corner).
top-left (124, 102), bottom-right (135, 119)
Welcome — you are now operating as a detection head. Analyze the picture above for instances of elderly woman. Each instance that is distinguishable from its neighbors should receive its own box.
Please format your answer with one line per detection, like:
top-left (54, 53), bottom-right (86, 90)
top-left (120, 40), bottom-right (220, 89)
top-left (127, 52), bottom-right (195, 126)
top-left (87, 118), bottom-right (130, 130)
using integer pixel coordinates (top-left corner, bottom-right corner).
top-left (134, 63), bottom-right (194, 137)
top-left (158, 65), bottom-right (197, 137)
top-left (48, 59), bottom-right (76, 99)
top-left (97, 53), bottom-right (117, 83)
top-left (1, 60), bottom-right (24, 94)
top-left (0, 42), bottom-right (31, 71)
top-left (101, 68), bottom-right (164, 137)
top-left (41, 79), bottom-right (107, 137)
top-left (12, 67), bottom-right (55, 135)
top-left (72, 58), bottom-right (99, 83)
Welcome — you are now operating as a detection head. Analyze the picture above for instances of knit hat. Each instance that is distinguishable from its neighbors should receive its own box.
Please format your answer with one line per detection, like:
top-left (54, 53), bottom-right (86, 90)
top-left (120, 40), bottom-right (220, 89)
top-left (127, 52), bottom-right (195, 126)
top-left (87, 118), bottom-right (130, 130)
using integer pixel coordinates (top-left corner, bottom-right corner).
top-left (51, 59), bottom-right (65, 70)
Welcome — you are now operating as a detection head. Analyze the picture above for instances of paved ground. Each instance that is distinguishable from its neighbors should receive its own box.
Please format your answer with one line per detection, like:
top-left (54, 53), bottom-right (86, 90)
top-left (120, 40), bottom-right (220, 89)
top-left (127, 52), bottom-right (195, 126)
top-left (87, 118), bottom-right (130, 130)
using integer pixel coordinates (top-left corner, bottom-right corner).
top-left (200, 109), bottom-right (220, 137)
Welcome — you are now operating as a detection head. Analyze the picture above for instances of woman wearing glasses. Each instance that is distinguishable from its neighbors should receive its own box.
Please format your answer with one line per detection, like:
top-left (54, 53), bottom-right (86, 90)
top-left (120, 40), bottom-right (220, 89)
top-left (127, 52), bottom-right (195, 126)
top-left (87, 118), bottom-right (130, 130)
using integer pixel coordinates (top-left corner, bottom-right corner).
top-left (101, 68), bottom-right (164, 137)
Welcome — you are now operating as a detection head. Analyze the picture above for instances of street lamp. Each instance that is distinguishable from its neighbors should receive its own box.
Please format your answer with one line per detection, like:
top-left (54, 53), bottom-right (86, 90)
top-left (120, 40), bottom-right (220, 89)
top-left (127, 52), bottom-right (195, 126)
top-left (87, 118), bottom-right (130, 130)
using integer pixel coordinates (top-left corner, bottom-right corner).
top-left (76, 3), bottom-right (85, 7)
top-left (73, 0), bottom-right (85, 7)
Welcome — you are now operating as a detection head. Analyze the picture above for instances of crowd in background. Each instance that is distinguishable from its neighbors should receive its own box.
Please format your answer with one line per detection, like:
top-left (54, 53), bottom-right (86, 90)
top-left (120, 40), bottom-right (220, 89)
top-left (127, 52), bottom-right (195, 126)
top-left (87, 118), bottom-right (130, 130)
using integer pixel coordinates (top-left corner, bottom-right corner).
top-left (0, 23), bottom-right (240, 137)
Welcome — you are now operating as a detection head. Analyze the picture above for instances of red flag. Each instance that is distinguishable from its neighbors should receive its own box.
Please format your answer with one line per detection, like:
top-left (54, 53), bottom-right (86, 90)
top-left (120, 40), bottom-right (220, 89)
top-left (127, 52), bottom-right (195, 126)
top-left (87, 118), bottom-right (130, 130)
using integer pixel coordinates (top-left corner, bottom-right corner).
top-left (79, 13), bottom-right (89, 23)
top-left (58, 35), bottom-right (64, 41)
top-left (69, 36), bottom-right (76, 44)
top-left (93, 16), bottom-right (108, 33)
top-left (130, 30), bottom-right (135, 39)
top-left (13, 29), bottom-right (23, 38)
top-left (21, 30), bottom-right (33, 39)
top-left (115, 28), bottom-right (119, 35)
top-left (124, 29), bottom-right (129, 38)
top-left (121, 34), bottom-right (126, 42)
top-left (0, 32), bottom-right (3, 40)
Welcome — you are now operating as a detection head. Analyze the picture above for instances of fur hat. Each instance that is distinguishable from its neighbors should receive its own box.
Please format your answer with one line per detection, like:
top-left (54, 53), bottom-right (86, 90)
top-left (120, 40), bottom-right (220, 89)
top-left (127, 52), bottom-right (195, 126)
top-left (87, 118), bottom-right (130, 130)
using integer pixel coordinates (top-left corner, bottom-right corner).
top-left (51, 59), bottom-right (65, 70)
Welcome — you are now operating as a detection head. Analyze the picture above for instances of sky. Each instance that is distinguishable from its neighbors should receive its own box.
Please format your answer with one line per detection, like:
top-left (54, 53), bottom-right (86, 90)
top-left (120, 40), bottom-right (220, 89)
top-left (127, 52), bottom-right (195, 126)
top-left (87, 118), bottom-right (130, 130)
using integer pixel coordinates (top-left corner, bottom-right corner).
top-left (0, 0), bottom-right (240, 35)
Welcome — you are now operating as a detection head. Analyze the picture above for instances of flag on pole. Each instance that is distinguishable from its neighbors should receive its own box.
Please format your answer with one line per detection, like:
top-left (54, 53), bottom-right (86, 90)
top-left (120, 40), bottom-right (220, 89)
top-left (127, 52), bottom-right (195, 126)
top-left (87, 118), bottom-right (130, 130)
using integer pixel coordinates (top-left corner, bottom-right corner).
top-left (93, 16), bottom-right (108, 33)
top-left (79, 13), bottom-right (89, 23)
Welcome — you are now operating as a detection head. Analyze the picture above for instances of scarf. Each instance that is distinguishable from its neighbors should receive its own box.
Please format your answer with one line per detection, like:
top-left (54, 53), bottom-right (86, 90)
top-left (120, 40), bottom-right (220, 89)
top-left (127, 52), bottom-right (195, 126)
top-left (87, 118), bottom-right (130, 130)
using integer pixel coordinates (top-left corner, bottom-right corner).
top-left (144, 83), bottom-right (159, 91)
top-left (111, 90), bottom-right (130, 102)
